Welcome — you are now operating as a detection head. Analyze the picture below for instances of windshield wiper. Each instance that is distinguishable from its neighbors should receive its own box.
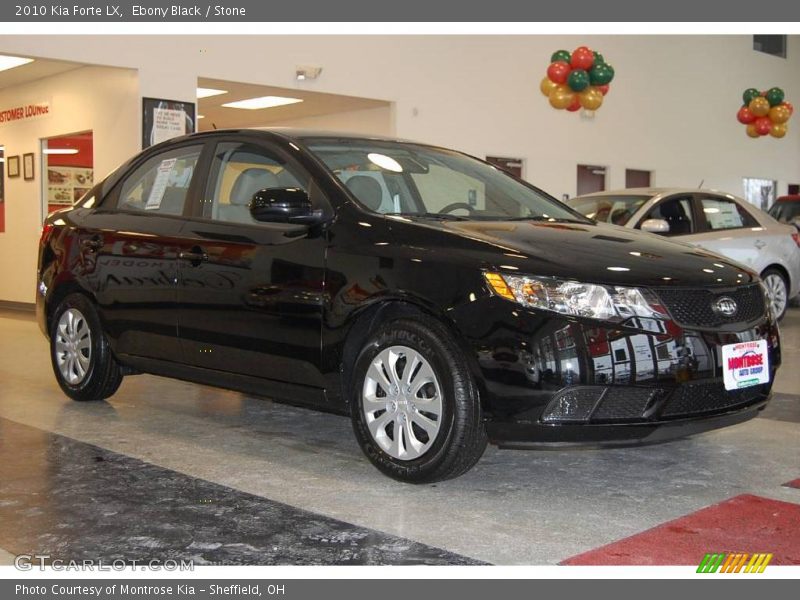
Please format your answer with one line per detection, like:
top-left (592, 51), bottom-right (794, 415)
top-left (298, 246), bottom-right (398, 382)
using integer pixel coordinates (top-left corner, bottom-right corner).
top-left (396, 212), bottom-right (471, 221)
top-left (504, 215), bottom-right (588, 223)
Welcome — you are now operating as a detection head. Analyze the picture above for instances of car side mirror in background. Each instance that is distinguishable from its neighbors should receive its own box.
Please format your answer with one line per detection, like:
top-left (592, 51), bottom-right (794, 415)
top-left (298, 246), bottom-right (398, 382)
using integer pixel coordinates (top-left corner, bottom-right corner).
top-left (640, 218), bottom-right (670, 234)
top-left (249, 188), bottom-right (322, 225)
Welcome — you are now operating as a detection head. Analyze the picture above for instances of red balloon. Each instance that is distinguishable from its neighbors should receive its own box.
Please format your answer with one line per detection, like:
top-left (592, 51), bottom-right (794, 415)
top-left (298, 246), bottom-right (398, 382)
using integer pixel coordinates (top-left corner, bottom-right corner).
top-left (783, 101), bottom-right (794, 115)
top-left (566, 96), bottom-right (581, 112)
top-left (737, 106), bottom-right (756, 124)
top-left (598, 84), bottom-right (610, 96)
top-left (760, 90), bottom-right (767, 97)
top-left (547, 61), bottom-right (571, 85)
top-left (754, 116), bottom-right (772, 135)
top-left (570, 47), bottom-right (594, 71)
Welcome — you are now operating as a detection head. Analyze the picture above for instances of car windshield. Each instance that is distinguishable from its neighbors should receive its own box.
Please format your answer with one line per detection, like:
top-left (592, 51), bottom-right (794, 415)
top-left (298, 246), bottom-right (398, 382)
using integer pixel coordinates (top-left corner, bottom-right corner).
top-left (769, 201), bottom-right (800, 223)
top-left (567, 194), bottom-right (651, 225)
top-left (304, 138), bottom-right (588, 222)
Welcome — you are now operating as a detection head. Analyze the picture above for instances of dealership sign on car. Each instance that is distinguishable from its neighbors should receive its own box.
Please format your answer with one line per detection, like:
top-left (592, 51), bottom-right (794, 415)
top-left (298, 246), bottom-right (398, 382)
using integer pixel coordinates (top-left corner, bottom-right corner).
top-left (722, 340), bottom-right (770, 390)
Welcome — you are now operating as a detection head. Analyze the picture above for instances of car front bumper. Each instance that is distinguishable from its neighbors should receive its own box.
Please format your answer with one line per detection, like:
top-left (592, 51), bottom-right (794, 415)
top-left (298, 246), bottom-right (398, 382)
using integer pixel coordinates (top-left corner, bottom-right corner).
top-left (452, 296), bottom-right (781, 445)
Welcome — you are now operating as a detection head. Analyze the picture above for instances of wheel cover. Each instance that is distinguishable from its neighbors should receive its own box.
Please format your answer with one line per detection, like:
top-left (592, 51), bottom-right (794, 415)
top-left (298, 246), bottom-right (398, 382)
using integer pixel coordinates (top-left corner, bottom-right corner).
top-left (362, 345), bottom-right (443, 461)
top-left (764, 273), bottom-right (787, 317)
top-left (54, 308), bottom-right (92, 385)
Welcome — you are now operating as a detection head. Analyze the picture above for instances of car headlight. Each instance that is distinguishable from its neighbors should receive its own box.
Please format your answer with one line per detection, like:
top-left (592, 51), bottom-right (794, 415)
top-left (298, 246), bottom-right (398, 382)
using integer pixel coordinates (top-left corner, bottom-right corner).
top-left (484, 272), bottom-right (667, 322)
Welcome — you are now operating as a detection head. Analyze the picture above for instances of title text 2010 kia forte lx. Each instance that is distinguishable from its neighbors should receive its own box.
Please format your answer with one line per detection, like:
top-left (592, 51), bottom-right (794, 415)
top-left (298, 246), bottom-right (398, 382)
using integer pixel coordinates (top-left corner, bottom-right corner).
top-left (36, 129), bottom-right (781, 482)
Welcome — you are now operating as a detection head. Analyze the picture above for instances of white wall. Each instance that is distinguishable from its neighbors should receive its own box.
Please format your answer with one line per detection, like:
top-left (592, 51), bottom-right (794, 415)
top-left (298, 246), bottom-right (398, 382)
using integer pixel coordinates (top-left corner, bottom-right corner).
top-left (266, 105), bottom-right (394, 136)
top-left (0, 35), bottom-right (799, 303)
top-left (0, 65), bottom-right (138, 303)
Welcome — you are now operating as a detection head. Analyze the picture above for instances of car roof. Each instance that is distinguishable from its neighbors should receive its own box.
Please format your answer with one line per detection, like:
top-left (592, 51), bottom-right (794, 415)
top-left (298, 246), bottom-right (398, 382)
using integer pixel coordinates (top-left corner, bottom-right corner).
top-left (776, 194), bottom-right (800, 202)
top-left (573, 187), bottom-right (739, 199)
top-left (171, 127), bottom-right (416, 145)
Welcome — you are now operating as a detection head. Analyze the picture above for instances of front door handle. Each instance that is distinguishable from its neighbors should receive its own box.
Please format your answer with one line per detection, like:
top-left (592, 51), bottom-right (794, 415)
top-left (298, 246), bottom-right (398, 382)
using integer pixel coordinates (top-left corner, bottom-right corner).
top-left (754, 239), bottom-right (766, 249)
top-left (179, 246), bottom-right (208, 265)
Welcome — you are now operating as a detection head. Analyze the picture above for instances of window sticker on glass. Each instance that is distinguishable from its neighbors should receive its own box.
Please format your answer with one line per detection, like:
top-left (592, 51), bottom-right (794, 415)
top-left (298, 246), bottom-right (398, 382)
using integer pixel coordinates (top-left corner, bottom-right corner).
top-left (145, 158), bottom-right (178, 210)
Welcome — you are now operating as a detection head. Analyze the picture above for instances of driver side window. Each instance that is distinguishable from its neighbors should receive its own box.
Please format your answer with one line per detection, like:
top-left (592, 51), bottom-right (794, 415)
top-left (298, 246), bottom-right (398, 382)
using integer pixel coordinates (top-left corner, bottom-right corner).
top-left (204, 142), bottom-right (307, 225)
top-left (641, 196), bottom-right (694, 236)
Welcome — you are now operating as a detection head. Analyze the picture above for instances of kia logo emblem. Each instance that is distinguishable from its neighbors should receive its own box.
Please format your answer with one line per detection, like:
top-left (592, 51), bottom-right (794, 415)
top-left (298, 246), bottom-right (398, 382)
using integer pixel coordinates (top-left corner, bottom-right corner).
top-left (712, 296), bottom-right (738, 317)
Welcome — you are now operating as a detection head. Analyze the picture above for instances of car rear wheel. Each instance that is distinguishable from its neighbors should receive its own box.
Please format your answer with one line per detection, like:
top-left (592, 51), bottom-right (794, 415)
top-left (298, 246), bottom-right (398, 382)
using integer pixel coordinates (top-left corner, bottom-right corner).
top-left (350, 317), bottom-right (487, 483)
top-left (761, 268), bottom-right (789, 320)
top-left (50, 293), bottom-right (123, 401)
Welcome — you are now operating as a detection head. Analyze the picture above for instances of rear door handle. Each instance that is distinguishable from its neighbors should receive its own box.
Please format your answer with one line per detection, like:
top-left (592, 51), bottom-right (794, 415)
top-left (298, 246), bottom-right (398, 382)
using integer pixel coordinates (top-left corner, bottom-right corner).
top-left (754, 239), bottom-right (766, 249)
top-left (179, 246), bottom-right (208, 265)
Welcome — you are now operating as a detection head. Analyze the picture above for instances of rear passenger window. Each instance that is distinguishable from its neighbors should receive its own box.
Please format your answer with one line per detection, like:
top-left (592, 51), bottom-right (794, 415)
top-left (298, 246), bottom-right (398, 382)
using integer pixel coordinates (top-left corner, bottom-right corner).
top-left (698, 196), bottom-right (757, 231)
top-left (116, 145), bottom-right (202, 215)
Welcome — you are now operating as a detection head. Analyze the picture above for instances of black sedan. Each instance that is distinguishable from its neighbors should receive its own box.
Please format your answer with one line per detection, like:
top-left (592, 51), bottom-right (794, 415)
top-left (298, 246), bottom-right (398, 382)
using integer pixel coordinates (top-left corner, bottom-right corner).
top-left (37, 129), bottom-right (781, 482)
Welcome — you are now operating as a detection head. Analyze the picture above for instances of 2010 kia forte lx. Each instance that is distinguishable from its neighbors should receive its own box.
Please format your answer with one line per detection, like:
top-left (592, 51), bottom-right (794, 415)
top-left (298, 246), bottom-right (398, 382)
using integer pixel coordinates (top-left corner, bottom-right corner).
top-left (36, 129), bottom-right (781, 482)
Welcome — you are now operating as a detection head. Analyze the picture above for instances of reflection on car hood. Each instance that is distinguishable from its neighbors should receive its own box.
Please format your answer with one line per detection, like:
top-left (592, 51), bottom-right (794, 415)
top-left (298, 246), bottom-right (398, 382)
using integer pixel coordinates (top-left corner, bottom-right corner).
top-left (395, 217), bottom-right (757, 288)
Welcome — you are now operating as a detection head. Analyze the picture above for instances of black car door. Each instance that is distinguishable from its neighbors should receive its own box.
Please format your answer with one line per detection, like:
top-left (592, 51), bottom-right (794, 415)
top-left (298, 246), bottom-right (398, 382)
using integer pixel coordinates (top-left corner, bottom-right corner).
top-left (76, 142), bottom-right (208, 361)
top-left (176, 136), bottom-right (329, 388)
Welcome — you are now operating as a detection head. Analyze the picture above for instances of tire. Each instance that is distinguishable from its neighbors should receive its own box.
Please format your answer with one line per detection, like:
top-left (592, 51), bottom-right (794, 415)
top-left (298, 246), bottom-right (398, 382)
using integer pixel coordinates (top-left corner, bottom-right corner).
top-left (350, 316), bottom-right (487, 483)
top-left (761, 268), bottom-right (789, 321)
top-left (50, 293), bottom-right (122, 402)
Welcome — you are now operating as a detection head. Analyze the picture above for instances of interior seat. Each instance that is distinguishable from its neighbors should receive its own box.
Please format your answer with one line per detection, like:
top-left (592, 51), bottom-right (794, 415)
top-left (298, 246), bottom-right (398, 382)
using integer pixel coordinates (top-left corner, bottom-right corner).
top-left (345, 176), bottom-right (384, 212)
top-left (218, 168), bottom-right (280, 224)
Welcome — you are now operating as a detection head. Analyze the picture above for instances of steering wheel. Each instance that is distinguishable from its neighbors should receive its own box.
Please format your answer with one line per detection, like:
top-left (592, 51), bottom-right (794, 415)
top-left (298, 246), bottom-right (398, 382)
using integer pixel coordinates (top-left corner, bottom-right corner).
top-left (439, 202), bottom-right (475, 214)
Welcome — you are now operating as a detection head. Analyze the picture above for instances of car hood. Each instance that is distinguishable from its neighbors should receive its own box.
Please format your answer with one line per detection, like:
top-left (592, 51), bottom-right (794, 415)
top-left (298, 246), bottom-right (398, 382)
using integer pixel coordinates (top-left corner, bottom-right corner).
top-left (390, 217), bottom-right (758, 288)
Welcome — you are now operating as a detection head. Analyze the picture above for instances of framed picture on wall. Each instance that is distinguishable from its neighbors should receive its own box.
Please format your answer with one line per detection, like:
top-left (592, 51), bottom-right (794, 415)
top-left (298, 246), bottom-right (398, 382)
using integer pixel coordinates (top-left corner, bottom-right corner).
top-left (142, 97), bottom-right (196, 149)
top-left (23, 153), bottom-right (34, 181)
top-left (7, 155), bottom-right (19, 178)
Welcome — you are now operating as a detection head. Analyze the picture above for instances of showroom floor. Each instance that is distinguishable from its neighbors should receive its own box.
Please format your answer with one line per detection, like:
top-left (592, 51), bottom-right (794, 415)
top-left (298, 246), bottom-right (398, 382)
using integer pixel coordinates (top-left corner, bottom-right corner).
top-left (0, 307), bottom-right (798, 566)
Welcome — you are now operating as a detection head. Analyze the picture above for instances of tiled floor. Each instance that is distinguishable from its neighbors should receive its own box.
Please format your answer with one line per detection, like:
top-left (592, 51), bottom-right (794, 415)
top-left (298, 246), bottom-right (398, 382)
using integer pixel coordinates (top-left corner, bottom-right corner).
top-left (0, 307), bottom-right (798, 565)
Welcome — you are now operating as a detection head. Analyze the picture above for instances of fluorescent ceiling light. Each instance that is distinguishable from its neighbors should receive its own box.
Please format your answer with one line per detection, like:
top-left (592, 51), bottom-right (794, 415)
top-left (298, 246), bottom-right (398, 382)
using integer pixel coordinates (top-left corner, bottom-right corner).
top-left (0, 55), bottom-right (33, 72)
top-left (196, 87), bottom-right (227, 99)
top-left (222, 96), bottom-right (303, 110)
top-left (43, 148), bottom-right (79, 155)
top-left (197, 114), bottom-right (205, 119)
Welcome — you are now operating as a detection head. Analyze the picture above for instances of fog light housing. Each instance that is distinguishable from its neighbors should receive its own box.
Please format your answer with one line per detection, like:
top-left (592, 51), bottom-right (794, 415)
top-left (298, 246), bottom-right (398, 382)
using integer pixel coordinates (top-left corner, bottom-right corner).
top-left (542, 386), bottom-right (605, 423)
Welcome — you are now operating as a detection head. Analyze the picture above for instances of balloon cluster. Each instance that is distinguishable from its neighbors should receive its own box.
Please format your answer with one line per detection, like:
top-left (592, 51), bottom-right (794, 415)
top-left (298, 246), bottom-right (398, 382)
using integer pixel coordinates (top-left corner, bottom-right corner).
top-left (736, 87), bottom-right (793, 138)
top-left (540, 46), bottom-right (615, 112)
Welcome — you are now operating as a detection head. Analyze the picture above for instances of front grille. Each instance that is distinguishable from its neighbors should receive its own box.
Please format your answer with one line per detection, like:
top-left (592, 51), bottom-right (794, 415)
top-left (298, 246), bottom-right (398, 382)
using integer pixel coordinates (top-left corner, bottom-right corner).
top-left (661, 381), bottom-right (768, 418)
top-left (654, 284), bottom-right (765, 328)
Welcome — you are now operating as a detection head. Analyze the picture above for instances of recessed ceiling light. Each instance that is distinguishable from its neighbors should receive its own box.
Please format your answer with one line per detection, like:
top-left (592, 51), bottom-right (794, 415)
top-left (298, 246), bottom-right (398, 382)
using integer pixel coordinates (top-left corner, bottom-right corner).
top-left (222, 96), bottom-right (303, 110)
top-left (0, 55), bottom-right (33, 72)
top-left (196, 87), bottom-right (227, 99)
top-left (197, 114), bottom-right (205, 119)
top-left (43, 148), bottom-right (79, 155)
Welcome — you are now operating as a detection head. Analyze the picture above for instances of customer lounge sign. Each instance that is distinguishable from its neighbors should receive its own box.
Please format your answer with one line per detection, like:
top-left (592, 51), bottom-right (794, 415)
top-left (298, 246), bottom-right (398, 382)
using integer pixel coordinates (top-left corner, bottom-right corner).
top-left (0, 101), bottom-right (51, 124)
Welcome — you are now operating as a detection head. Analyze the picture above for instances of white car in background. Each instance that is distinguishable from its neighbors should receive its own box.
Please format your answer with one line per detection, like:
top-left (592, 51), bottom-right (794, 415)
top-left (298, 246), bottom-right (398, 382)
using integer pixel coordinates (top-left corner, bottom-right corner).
top-left (568, 188), bottom-right (800, 319)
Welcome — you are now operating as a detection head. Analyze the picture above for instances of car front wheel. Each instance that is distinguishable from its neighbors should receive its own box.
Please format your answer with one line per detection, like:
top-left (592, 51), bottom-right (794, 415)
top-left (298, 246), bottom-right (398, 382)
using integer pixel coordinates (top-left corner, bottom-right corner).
top-left (50, 293), bottom-right (123, 402)
top-left (350, 317), bottom-right (487, 483)
top-left (761, 268), bottom-right (789, 321)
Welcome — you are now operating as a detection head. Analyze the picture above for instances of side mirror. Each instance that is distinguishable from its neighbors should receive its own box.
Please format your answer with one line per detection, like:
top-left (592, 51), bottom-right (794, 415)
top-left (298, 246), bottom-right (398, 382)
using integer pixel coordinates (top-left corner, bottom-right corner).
top-left (640, 218), bottom-right (670, 234)
top-left (249, 188), bottom-right (321, 225)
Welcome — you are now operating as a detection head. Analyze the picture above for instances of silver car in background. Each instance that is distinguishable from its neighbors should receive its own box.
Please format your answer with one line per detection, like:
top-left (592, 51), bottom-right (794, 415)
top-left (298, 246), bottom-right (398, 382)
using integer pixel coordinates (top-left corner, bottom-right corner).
top-left (568, 188), bottom-right (800, 319)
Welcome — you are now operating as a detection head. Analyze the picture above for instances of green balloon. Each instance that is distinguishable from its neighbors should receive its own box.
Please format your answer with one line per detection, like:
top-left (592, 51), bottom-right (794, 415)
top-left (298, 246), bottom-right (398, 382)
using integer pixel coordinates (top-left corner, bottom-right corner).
top-left (551, 49), bottom-right (571, 63)
top-left (589, 63), bottom-right (614, 86)
top-left (743, 88), bottom-right (761, 105)
top-left (567, 69), bottom-right (590, 92)
top-left (766, 87), bottom-right (785, 107)
top-left (593, 51), bottom-right (605, 64)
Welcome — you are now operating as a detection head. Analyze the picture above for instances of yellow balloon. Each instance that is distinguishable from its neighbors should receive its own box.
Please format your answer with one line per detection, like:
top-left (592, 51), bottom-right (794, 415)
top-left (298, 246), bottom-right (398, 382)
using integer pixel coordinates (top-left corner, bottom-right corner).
top-left (579, 87), bottom-right (604, 111)
top-left (770, 122), bottom-right (787, 138)
top-left (540, 76), bottom-right (558, 98)
top-left (746, 123), bottom-right (760, 138)
top-left (549, 84), bottom-right (574, 109)
top-left (769, 105), bottom-right (791, 124)
top-left (749, 96), bottom-right (770, 117)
